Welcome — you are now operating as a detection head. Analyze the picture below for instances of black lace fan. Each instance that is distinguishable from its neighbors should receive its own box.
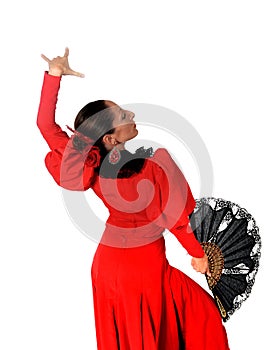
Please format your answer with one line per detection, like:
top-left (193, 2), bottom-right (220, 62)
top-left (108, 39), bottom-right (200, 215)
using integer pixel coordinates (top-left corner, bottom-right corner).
top-left (189, 197), bottom-right (261, 322)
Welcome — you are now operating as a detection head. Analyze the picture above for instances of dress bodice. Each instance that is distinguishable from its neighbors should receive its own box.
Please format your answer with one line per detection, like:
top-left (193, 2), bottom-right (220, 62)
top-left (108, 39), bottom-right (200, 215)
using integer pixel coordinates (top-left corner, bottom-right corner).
top-left (90, 148), bottom-right (197, 248)
top-left (37, 71), bottom-right (204, 256)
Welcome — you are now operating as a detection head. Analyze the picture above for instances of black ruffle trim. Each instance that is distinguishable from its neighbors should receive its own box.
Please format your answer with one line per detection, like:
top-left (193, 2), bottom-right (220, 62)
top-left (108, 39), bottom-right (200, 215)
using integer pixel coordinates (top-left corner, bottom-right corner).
top-left (96, 146), bottom-right (154, 179)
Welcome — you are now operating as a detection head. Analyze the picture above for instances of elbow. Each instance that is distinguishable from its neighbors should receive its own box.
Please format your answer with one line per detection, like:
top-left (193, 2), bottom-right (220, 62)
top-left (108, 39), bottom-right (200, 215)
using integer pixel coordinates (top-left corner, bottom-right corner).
top-left (36, 114), bottom-right (44, 133)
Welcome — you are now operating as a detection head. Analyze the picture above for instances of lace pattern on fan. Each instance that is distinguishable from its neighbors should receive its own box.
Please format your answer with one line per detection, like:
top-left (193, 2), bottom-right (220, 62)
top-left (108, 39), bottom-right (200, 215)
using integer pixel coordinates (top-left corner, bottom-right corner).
top-left (191, 197), bottom-right (261, 322)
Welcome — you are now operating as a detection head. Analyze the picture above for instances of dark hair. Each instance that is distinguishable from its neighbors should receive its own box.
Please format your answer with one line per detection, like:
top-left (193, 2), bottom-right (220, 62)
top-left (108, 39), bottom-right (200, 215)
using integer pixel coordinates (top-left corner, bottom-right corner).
top-left (73, 100), bottom-right (116, 159)
top-left (72, 100), bottom-right (153, 179)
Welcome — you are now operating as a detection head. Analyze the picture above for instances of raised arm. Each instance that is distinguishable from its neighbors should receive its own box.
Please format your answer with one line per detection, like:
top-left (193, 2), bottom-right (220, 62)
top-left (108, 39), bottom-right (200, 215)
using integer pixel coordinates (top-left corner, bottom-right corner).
top-left (37, 47), bottom-right (84, 150)
top-left (37, 48), bottom-right (97, 191)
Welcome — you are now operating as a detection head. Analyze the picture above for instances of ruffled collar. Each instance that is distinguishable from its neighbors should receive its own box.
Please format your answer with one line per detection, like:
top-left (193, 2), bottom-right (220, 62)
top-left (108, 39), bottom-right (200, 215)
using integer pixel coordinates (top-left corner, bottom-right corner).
top-left (97, 146), bottom-right (154, 179)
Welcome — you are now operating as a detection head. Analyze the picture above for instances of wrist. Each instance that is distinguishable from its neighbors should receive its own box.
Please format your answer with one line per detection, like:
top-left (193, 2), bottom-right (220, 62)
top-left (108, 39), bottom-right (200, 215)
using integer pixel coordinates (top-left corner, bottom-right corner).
top-left (48, 68), bottom-right (63, 77)
top-left (193, 251), bottom-right (206, 259)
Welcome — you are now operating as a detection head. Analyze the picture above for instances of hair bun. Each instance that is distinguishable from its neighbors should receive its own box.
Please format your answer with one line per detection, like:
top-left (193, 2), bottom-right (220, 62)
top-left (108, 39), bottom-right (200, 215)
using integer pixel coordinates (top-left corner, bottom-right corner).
top-left (66, 125), bottom-right (96, 152)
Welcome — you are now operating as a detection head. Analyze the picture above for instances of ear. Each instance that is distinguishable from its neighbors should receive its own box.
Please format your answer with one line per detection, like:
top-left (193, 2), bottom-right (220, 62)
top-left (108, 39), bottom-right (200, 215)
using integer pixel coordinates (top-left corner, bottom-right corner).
top-left (102, 133), bottom-right (117, 146)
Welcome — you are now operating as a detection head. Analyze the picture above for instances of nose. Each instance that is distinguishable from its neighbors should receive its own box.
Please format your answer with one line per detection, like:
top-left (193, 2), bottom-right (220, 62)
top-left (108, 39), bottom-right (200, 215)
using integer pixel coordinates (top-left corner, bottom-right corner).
top-left (129, 111), bottom-right (135, 121)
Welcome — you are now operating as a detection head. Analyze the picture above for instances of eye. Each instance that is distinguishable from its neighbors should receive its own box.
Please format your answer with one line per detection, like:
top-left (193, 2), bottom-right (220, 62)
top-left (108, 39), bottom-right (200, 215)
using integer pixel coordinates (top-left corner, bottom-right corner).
top-left (122, 112), bottom-right (126, 120)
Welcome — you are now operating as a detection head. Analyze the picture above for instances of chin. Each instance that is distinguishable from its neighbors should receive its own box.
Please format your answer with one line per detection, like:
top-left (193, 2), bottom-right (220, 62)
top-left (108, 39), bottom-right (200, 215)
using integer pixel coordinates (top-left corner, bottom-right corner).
top-left (127, 129), bottom-right (138, 141)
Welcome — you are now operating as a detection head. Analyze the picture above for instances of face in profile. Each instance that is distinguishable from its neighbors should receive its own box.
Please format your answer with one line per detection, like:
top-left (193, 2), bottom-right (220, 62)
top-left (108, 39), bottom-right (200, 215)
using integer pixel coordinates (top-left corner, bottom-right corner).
top-left (105, 100), bottom-right (138, 144)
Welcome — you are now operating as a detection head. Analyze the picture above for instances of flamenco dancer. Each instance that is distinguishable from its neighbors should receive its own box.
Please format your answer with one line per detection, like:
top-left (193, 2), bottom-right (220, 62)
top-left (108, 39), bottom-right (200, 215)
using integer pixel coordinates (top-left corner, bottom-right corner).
top-left (37, 48), bottom-right (230, 349)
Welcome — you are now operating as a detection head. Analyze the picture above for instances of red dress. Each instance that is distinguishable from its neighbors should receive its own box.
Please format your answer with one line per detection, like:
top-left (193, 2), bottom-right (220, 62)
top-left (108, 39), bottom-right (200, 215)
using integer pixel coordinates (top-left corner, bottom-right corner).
top-left (37, 72), bottom-right (230, 350)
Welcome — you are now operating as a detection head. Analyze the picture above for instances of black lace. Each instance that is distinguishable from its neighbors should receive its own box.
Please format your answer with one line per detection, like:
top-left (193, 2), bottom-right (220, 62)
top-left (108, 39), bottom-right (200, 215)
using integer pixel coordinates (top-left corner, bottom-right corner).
top-left (96, 146), bottom-right (154, 179)
top-left (189, 197), bottom-right (262, 322)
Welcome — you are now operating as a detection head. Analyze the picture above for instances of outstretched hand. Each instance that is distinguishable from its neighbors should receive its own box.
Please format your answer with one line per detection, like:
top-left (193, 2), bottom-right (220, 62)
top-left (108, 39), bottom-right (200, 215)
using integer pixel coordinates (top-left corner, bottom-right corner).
top-left (41, 47), bottom-right (85, 78)
top-left (191, 254), bottom-right (211, 277)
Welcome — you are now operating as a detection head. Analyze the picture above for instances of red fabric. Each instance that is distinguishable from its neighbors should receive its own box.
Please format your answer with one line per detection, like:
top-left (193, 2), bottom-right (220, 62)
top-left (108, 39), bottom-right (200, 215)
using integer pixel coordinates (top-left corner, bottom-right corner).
top-left (37, 72), bottom-right (97, 190)
top-left (92, 149), bottom-right (205, 257)
top-left (37, 72), bottom-right (230, 349)
top-left (92, 238), bottom-right (230, 350)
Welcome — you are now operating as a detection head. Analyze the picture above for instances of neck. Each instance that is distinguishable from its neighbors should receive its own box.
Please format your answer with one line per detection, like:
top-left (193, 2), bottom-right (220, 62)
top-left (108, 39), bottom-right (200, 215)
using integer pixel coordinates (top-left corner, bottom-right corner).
top-left (116, 143), bottom-right (126, 151)
top-left (106, 143), bottom-right (125, 151)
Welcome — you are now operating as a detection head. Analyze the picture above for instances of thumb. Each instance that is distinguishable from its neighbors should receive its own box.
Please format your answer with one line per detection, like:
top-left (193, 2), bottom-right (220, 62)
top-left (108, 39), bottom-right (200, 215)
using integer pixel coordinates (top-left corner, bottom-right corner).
top-left (70, 69), bottom-right (85, 78)
top-left (206, 265), bottom-right (212, 277)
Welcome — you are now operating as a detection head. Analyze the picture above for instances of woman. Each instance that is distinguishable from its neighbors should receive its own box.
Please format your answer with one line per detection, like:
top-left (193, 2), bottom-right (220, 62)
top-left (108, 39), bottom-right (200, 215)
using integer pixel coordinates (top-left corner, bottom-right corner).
top-left (37, 48), bottom-right (230, 349)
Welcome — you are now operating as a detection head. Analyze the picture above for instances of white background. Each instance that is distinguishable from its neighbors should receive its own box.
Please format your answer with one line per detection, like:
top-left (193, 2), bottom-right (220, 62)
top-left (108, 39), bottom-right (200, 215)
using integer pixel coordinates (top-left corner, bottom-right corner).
top-left (1, 1), bottom-right (275, 349)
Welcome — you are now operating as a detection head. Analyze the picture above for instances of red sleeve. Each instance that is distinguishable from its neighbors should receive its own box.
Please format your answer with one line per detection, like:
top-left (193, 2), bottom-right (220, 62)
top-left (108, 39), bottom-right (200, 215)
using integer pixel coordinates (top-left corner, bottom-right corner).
top-left (37, 72), bottom-right (96, 191)
top-left (150, 148), bottom-right (204, 258)
top-left (36, 72), bottom-right (69, 150)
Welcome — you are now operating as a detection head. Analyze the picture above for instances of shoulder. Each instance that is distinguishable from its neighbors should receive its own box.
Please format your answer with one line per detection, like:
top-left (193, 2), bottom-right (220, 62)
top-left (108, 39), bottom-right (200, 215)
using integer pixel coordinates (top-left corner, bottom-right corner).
top-left (144, 147), bottom-right (176, 178)
top-left (147, 147), bottom-right (187, 182)
top-left (151, 148), bottom-right (176, 168)
top-left (152, 147), bottom-right (171, 159)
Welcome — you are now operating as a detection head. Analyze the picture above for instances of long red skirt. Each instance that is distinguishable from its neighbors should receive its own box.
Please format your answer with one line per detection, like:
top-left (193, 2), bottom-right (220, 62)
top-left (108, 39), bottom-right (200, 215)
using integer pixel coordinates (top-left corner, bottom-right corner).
top-left (91, 237), bottom-right (230, 349)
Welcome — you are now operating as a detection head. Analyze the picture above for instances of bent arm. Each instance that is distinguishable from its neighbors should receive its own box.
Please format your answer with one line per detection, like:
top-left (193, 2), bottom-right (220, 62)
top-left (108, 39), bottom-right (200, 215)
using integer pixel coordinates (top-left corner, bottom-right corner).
top-left (170, 222), bottom-right (205, 258)
top-left (152, 148), bottom-right (205, 258)
top-left (36, 72), bottom-right (95, 191)
top-left (37, 48), bottom-right (94, 191)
